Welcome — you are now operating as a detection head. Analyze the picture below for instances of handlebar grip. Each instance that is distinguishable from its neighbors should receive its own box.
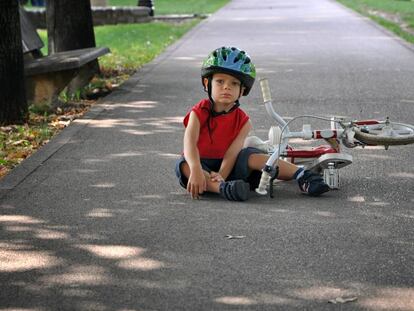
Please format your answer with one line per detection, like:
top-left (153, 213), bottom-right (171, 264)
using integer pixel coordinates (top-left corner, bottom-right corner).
top-left (260, 78), bottom-right (272, 103)
top-left (255, 171), bottom-right (270, 195)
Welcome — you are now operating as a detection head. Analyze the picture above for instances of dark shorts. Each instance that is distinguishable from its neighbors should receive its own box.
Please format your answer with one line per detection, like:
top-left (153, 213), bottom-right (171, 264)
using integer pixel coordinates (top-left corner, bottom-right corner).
top-left (175, 147), bottom-right (266, 190)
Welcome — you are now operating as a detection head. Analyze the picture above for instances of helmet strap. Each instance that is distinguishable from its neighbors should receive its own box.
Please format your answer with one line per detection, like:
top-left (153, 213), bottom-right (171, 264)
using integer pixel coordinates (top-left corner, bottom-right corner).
top-left (239, 83), bottom-right (244, 98)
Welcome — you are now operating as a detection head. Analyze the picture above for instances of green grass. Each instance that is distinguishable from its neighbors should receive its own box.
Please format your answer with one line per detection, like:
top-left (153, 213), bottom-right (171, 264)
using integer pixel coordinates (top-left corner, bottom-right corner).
top-left (342, 0), bottom-right (414, 14)
top-left (38, 20), bottom-right (199, 70)
top-left (372, 15), bottom-right (414, 42)
top-left (336, 0), bottom-right (414, 43)
top-left (108, 0), bottom-right (229, 14)
top-left (95, 21), bottom-right (199, 70)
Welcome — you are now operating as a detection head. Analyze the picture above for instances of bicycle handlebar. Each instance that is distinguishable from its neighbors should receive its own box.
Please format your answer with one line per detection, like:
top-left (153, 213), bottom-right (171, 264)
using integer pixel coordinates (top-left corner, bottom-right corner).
top-left (260, 78), bottom-right (272, 103)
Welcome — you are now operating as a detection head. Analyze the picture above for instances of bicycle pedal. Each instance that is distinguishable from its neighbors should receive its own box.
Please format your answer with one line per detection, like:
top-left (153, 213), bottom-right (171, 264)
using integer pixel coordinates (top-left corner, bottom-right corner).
top-left (323, 165), bottom-right (340, 189)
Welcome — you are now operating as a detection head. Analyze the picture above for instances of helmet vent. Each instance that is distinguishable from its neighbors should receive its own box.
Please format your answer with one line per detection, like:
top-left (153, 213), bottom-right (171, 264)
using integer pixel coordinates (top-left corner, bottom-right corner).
top-left (221, 49), bottom-right (227, 61)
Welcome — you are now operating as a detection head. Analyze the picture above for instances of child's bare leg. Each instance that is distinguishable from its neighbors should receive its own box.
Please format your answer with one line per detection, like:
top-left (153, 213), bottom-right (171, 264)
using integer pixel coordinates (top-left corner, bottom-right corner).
top-left (247, 153), bottom-right (298, 180)
top-left (180, 162), bottom-right (221, 193)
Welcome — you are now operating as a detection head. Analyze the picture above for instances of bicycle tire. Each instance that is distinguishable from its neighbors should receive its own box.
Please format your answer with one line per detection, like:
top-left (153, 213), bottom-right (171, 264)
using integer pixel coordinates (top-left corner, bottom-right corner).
top-left (353, 122), bottom-right (414, 146)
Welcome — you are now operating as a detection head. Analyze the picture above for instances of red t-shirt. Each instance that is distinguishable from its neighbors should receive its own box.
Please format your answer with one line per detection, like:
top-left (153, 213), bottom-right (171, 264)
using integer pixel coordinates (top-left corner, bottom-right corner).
top-left (183, 98), bottom-right (249, 159)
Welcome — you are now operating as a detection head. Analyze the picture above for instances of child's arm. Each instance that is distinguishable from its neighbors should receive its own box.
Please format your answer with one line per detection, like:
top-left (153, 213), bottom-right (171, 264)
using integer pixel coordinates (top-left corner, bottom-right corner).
top-left (217, 121), bottom-right (252, 180)
top-left (183, 111), bottom-right (207, 199)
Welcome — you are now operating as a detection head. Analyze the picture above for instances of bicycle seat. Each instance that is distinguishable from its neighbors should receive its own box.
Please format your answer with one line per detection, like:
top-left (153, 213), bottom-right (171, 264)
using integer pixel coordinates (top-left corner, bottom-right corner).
top-left (286, 145), bottom-right (338, 158)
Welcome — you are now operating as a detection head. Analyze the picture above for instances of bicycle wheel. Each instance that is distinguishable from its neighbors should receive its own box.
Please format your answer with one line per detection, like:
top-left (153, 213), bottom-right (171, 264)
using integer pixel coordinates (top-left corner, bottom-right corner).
top-left (353, 121), bottom-right (414, 146)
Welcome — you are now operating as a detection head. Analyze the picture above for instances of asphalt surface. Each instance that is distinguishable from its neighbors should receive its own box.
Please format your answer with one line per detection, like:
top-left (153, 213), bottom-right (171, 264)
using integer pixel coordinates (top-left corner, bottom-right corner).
top-left (1, 0), bottom-right (413, 310)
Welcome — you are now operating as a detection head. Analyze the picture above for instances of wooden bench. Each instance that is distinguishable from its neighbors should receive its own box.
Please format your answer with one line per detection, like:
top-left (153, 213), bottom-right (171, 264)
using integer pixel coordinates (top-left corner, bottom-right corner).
top-left (20, 7), bottom-right (110, 108)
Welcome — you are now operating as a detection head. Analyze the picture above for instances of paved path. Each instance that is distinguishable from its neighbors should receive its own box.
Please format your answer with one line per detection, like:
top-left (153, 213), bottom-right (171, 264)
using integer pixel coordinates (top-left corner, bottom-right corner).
top-left (1, 0), bottom-right (413, 310)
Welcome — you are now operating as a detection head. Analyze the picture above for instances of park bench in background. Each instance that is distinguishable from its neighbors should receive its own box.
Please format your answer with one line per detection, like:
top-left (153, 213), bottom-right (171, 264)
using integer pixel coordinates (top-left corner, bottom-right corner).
top-left (20, 7), bottom-right (110, 108)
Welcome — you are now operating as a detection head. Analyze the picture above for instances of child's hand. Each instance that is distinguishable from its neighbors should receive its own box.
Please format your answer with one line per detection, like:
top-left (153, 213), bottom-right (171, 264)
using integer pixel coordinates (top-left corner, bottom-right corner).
top-left (187, 169), bottom-right (207, 199)
top-left (210, 172), bottom-right (224, 183)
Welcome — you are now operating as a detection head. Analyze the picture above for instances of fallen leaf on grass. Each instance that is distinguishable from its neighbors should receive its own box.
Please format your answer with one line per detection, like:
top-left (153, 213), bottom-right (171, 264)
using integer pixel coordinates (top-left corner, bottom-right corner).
top-left (0, 126), bottom-right (13, 132)
top-left (7, 150), bottom-right (31, 161)
top-left (328, 297), bottom-right (358, 304)
top-left (58, 120), bottom-right (71, 127)
top-left (12, 139), bottom-right (30, 146)
top-left (58, 115), bottom-right (75, 122)
top-left (105, 82), bottom-right (113, 91)
top-left (51, 120), bottom-right (70, 129)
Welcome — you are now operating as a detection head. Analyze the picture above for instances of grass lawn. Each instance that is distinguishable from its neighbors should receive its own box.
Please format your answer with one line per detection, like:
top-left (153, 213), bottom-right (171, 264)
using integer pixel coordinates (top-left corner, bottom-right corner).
top-left (95, 21), bottom-right (199, 70)
top-left (108, 0), bottom-right (230, 15)
top-left (336, 0), bottom-right (414, 43)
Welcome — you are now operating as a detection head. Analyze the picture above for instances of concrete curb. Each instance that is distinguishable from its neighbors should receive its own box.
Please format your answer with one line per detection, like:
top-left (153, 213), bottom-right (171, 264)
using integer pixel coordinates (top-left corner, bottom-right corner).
top-left (154, 14), bottom-right (210, 23)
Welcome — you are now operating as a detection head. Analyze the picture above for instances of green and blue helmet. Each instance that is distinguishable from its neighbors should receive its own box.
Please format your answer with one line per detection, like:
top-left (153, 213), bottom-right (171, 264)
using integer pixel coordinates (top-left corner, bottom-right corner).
top-left (201, 46), bottom-right (256, 96)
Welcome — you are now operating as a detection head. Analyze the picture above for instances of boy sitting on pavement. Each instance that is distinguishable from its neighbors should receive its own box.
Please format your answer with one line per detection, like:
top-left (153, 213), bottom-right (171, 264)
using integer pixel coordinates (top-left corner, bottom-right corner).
top-left (175, 46), bottom-right (330, 201)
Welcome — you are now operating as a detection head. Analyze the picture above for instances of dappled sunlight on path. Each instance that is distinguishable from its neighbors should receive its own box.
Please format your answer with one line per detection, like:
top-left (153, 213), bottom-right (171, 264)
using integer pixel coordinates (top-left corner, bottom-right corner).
top-left (1, 0), bottom-right (414, 309)
top-left (0, 201), bottom-right (172, 310)
top-left (213, 285), bottom-right (414, 310)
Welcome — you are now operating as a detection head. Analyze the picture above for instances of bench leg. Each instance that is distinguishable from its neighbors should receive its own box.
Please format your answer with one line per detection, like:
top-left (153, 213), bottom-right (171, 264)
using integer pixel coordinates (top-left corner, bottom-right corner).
top-left (66, 60), bottom-right (100, 96)
top-left (25, 69), bottom-right (78, 109)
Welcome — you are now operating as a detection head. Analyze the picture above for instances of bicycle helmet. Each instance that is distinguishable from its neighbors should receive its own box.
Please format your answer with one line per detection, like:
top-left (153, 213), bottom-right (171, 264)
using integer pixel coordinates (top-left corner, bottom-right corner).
top-left (201, 46), bottom-right (256, 96)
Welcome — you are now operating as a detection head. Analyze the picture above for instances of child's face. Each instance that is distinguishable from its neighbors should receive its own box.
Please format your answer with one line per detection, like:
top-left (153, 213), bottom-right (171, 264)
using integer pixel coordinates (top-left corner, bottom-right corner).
top-left (204, 73), bottom-right (245, 109)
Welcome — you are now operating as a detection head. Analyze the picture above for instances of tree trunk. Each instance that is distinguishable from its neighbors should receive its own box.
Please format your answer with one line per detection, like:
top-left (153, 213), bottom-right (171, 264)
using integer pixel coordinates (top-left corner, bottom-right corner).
top-left (0, 1), bottom-right (27, 125)
top-left (45, 0), bottom-right (98, 94)
top-left (46, 0), bottom-right (96, 54)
